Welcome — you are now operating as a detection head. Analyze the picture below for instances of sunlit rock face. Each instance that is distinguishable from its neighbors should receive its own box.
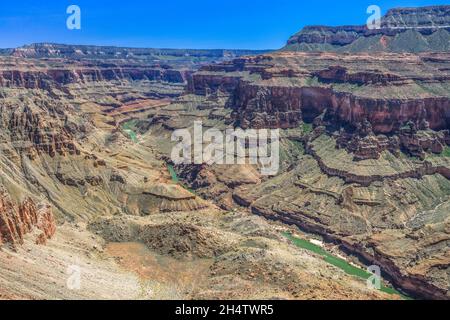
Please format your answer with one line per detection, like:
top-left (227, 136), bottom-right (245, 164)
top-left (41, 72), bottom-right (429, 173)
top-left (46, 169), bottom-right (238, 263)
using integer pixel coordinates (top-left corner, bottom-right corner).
top-left (284, 5), bottom-right (450, 52)
top-left (188, 50), bottom-right (450, 158)
top-left (0, 187), bottom-right (56, 246)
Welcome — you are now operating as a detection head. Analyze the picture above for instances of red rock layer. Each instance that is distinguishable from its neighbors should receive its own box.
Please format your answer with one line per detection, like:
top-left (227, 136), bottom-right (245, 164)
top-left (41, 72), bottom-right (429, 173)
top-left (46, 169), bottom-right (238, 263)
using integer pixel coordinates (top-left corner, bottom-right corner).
top-left (188, 54), bottom-right (450, 133)
top-left (0, 188), bottom-right (56, 246)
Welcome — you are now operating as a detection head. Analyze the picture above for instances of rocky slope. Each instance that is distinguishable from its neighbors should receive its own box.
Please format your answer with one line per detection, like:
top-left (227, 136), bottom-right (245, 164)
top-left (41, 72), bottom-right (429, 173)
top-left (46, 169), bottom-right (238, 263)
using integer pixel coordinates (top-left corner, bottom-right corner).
top-left (284, 5), bottom-right (450, 52)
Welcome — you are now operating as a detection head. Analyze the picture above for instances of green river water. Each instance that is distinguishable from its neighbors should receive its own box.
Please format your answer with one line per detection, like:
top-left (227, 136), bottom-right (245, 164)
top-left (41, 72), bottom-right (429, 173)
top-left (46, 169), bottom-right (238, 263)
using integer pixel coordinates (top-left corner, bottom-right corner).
top-left (283, 232), bottom-right (410, 299)
top-left (121, 120), bottom-right (138, 143)
top-left (167, 164), bottom-right (180, 183)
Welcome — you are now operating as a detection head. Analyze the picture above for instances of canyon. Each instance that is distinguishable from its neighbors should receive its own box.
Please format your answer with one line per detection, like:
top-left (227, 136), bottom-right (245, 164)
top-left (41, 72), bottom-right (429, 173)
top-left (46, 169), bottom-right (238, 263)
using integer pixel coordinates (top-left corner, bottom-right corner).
top-left (0, 44), bottom-right (388, 300)
top-left (0, 4), bottom-right (449, 301)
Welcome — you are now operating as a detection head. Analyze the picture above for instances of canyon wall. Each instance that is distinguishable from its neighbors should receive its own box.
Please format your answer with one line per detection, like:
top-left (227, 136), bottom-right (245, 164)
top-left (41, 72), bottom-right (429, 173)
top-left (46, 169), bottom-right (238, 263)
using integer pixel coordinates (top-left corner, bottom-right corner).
top-left (188, 53), bottom-right (450, 135)
top-left (284, 5), bottom-right (450, 52)
top-left (11, 43), bottom-right (269, 61)
top-left (232, 83), bottom-right (450, 132)
top-left (0, 66), bottom-right (189, 89)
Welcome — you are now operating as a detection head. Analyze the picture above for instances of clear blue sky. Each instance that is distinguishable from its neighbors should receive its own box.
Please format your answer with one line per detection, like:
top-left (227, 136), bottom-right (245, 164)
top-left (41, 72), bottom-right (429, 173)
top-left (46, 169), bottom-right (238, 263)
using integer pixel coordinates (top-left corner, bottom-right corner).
top-left (0, 0), bottom-right (448, 49)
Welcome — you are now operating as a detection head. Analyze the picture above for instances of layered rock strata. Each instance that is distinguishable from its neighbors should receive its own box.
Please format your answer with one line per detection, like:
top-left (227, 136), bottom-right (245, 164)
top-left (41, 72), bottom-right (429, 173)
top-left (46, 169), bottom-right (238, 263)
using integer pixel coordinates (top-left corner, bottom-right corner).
top-left (188, 51), bottom-right (450, 159)
top-left (284, 5), bottom-right (450, 52)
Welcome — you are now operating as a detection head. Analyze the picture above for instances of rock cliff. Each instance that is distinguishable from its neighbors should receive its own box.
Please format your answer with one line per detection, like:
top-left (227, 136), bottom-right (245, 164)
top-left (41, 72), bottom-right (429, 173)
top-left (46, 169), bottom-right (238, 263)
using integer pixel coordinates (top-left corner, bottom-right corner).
top-left (0, 187), bottom-right (56, 246)
top-left (188, 51), bottom-right (450, 159)
top-left (11, 43), bottom-right (269, 62)
top-left (284, 5), bottom-right (450, 52)
top-left (0, 63), bottom-right (189, 89)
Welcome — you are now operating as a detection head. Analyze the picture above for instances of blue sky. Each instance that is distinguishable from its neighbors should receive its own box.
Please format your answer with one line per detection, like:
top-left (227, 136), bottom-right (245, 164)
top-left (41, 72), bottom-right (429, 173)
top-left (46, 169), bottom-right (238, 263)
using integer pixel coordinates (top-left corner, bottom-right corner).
top-left (0, 0), bottom-right (448, 49)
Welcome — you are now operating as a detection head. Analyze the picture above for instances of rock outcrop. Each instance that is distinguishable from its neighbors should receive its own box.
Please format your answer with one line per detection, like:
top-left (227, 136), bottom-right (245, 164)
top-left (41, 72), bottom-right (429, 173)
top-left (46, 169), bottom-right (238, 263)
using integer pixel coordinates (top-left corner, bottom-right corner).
top-left (284, 5), bottom-right (450, 52)
top-left (336, 120), bottom-right (450, 160)
top-left (0, 96), bottom-right (80, 159)
top-left (0, 187), bottom-right (56, 246)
